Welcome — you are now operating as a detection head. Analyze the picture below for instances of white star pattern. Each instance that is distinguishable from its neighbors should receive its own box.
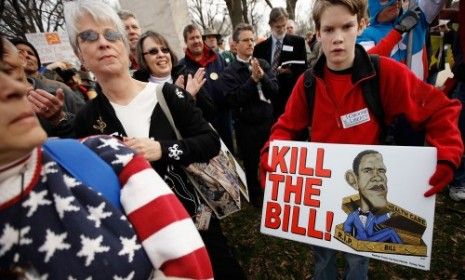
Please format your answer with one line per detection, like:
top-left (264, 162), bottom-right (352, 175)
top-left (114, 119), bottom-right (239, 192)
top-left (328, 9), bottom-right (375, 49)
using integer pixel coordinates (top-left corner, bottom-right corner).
top-left (25, 272), bottom-right (48, 280)
top-left (22, 190), bottom-right (52, 217)
top-left (175, 88), bottom-right (184, 98)
top-left (118, 235), bottom-right (141, 262)
top-left (97, 137), bottom-right (125, 151)
top-left (63, 174), bottom-right (81, 188)
top-left (77, 235), bottom-right (110, 266)
top-left (38, 229), bottom-right (71, 262)
top-left (87, 202), bottom-right (112, 228)
top-left (68, 276), bottom-right (92, 280)
top-left (40, 162), bottom-right (58, 183)
top-left (167, 144), bottom-right (183, 160)
top-left (111, 153), bottom-right (133, 166)
top-left (114, 271), bottom-right (134, 280)
top-left (53, 194), bottom-right (80, 218)
top-left (0, 224), bottom-right (32, 256)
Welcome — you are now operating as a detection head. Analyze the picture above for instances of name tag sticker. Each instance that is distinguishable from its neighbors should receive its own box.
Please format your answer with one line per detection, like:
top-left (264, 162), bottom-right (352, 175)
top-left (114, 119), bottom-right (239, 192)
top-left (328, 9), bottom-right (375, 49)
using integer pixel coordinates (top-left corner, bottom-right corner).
top-left (282, 45), bottom-right (293, 52)
top-left (340, 108), bottom-right (370, 129)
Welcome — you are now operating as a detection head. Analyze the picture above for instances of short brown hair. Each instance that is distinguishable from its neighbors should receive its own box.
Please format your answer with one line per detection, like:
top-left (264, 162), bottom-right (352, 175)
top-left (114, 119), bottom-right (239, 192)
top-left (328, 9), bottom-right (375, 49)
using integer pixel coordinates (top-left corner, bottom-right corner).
top-left (268, 7), bottom-right (288, 25)
top-left (136, 31), bottom-right (178, 73)
top-left (232, 23), bottom-right (254, 42)
top-left (183, 24), bottom-right (200, 42)
top-left (312, 0), bottom-right (365, 31)
top-left (117, 10), bottom-right (136, 21)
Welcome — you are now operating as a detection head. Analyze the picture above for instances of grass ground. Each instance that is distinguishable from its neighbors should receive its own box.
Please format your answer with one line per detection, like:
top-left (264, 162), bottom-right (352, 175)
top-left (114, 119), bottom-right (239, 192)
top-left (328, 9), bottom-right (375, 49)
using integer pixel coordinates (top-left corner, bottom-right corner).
top-left (220, 193), bottom-right (465, 279)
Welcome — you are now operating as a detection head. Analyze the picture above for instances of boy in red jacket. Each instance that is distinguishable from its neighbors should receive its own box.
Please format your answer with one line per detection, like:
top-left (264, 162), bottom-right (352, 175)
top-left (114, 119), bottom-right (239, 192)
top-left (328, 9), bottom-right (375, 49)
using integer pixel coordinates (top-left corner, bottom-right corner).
top-left (260, 0), bottom-right (463, 278)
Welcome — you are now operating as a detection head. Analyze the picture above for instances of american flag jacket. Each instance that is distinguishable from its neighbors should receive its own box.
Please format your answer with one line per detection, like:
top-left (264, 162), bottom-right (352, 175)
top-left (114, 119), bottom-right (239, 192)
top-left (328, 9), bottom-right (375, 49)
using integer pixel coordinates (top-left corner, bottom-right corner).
top-left (0, 135), bottom-right (213, 279)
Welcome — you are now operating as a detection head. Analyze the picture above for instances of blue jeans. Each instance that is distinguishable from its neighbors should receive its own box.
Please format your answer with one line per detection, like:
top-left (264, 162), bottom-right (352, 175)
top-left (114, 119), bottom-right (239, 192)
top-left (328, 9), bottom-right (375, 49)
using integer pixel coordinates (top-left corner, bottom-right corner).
top-left (313, 246), bottom-right (369, 280)
top-left (451, 81), bottom-right (465, 188)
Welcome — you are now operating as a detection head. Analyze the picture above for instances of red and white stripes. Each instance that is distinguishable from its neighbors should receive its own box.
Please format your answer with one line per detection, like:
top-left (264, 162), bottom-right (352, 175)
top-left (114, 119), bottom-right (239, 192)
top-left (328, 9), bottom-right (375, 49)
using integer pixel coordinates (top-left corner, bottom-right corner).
top-left (120, 154), bottom-right (213, 279)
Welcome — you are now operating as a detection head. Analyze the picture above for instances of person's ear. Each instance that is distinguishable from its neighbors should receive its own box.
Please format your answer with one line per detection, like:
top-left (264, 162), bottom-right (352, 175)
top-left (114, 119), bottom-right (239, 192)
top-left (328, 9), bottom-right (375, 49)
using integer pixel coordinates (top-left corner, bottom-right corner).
top-left (357, 19), bottom-right (365, 35)
top-left (345, 170), bottom-right (358, 190)
top-left (75, 48), bottom-right (86, 69)
top-left (316, 30), bottom-right (321, 42)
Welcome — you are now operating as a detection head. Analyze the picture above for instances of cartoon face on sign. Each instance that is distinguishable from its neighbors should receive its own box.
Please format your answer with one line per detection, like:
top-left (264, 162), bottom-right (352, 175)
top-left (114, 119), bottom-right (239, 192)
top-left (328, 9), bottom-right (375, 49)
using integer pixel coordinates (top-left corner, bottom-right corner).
top-left (345, 150), bottom-right (388, 212)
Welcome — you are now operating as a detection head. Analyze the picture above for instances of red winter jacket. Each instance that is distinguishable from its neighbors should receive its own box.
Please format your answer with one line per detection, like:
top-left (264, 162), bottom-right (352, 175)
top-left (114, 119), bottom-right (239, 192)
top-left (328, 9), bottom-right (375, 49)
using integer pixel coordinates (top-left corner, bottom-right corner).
top-left (263, 45), bottom-right (463, 168)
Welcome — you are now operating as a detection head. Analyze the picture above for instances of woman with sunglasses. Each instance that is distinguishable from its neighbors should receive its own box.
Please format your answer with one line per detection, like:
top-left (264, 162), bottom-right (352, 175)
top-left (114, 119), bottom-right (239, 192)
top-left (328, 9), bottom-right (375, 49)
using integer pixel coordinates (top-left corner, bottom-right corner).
top-left (133, 31), bottom-right (246, 279)
top-left (64, 0), bottom-right (220, 278)
top-left (133, 31), bottom-right (215, 122)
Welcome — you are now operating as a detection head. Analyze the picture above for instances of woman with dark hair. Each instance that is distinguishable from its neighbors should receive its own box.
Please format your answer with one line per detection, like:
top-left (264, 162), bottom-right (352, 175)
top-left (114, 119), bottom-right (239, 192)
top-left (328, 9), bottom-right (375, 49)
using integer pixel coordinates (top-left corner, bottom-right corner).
top-left (133, 31), bottom-right (246, 279)
top-left (133, 31), bottom-right (215, 121)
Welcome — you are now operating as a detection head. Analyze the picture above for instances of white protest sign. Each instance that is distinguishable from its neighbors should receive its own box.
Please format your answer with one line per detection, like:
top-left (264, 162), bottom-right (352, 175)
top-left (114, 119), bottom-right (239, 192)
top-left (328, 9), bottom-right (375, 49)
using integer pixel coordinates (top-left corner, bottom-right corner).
top-left (260, 140), bottom-right (436, 270)
top-left (25, 31), bottom-right (79, 65)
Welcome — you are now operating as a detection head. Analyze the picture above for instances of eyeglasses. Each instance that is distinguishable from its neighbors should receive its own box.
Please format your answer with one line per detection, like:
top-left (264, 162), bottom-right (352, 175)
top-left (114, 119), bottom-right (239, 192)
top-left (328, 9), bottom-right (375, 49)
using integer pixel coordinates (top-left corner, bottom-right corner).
top-left (239, 38), bottom-right (255, 43)
top-left (143, 47), bottom-right (170, 56)
top-left (77, 29), bottom-right (123, 43)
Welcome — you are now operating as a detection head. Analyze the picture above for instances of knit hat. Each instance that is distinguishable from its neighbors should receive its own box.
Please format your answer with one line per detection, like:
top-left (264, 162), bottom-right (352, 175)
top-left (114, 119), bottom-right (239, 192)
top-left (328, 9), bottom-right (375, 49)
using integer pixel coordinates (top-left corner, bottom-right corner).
top-left (10, 38), bottom-right (42, 68)
top-left (368, 0), bottom-right (399, 24)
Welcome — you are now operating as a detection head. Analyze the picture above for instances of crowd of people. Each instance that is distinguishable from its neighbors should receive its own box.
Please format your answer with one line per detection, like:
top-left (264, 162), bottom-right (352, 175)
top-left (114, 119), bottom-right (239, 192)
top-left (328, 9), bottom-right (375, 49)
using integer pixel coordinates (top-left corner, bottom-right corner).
top-left (0, 0), bottom-right (464, 278)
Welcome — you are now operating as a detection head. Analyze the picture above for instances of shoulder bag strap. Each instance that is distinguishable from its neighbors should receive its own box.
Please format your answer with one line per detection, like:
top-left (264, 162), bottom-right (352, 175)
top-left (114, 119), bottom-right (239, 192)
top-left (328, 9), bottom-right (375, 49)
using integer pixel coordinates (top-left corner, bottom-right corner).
top-left (156, 84), bottom-right (182, 140)
top-left (43, 138), bottom-right (122, 210)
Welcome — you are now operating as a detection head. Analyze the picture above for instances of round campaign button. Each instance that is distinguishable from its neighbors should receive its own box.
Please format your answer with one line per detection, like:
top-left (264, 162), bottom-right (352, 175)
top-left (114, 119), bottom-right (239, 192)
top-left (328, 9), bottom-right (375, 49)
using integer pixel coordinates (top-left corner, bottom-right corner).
top-left (210, 72), bottom-right (219, 80)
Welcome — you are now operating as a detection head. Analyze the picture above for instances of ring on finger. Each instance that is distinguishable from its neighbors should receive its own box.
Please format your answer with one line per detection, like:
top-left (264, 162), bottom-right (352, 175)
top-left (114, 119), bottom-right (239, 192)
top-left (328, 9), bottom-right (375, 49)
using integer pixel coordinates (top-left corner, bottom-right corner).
top-left (43, 106), bottom-right (49, 112)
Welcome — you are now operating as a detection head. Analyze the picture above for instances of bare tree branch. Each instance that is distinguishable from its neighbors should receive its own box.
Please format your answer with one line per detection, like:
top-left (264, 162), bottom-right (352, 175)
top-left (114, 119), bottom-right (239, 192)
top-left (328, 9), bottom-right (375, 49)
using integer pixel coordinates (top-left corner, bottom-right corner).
top-left (263, 0), bottom-right (273, 8)
top-left (0, 0), bottom-right (65, 38)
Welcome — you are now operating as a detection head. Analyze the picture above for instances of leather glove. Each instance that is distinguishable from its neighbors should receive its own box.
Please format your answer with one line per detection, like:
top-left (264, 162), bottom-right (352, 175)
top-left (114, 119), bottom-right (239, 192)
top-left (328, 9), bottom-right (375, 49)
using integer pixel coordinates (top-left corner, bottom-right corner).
top-left (259, 151), bottom-right (273, 189)
top-left (424, 162), bottom-right (454, 197)
top-left (394, 8), bottom-right (421, 33)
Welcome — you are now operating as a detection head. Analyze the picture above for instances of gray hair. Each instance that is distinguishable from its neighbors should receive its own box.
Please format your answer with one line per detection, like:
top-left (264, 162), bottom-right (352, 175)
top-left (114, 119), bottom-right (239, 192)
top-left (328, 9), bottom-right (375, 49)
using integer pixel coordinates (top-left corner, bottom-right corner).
top-left (269, 7), bottom-right (288, 25)
top-left (64, 0), bottom-right (129, 54)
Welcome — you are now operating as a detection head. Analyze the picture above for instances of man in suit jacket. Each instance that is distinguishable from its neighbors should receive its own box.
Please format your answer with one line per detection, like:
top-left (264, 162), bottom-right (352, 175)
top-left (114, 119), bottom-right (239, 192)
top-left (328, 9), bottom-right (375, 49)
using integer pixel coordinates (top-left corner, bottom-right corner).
top-left (253, 7), bottom-right (308, 120)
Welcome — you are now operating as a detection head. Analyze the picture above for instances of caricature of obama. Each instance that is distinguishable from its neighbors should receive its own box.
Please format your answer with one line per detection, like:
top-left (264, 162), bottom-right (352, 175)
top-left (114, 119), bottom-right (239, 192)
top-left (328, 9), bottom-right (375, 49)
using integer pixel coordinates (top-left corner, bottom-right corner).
top-left (343, 150), bottom-right (402, 243)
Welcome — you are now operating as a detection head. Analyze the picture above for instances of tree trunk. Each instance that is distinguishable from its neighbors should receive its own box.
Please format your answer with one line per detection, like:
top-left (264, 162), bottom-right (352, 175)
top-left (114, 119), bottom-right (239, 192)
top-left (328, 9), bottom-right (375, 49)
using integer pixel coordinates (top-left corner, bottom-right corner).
top-left (286, 0), bottom-right (297, 20)
top-left (225, 0), bottom-right (244, 28)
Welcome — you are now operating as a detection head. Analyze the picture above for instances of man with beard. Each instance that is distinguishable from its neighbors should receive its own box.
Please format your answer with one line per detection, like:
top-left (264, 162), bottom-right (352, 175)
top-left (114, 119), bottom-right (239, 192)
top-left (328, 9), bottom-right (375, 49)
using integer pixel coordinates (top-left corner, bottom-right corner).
top-left (253, 7), bottom-right (307, 120)
top-left (118, 10), bottom-right (142, 72)
top-left (343, 150), bottom-right (402, 243)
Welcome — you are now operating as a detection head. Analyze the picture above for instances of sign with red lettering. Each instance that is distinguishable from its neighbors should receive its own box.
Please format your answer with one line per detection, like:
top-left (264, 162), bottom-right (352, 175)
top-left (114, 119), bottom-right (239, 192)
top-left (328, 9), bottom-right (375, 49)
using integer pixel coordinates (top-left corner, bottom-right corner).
top-left (260, 140), bottom-right (436, 270)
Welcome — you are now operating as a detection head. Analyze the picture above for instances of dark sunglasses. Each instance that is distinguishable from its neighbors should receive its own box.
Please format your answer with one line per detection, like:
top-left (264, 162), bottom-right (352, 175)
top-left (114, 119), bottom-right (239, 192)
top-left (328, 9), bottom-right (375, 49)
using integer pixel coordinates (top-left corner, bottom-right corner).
top-left (77, 29), bottom-right (123, 43)
top-left (143, 47), bottom-right (170, 56)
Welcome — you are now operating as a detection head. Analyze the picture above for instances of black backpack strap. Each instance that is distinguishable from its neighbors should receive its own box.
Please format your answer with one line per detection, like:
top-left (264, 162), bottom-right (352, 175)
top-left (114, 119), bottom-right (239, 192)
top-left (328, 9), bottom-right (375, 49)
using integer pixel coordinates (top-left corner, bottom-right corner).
top-left (361, 54), bottom-right (390, 144)
top-left (302, 69), bottom-right (316, 141)
top-left (303, 68), bottom-right (316, 123)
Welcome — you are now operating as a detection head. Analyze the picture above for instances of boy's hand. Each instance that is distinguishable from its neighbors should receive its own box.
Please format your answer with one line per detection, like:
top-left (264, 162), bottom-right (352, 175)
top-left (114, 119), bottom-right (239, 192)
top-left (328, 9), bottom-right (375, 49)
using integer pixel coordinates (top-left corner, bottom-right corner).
top-left (424, 162), bottom-right (454, 197)
top-left (259, 151), bottom-right (273, 189)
